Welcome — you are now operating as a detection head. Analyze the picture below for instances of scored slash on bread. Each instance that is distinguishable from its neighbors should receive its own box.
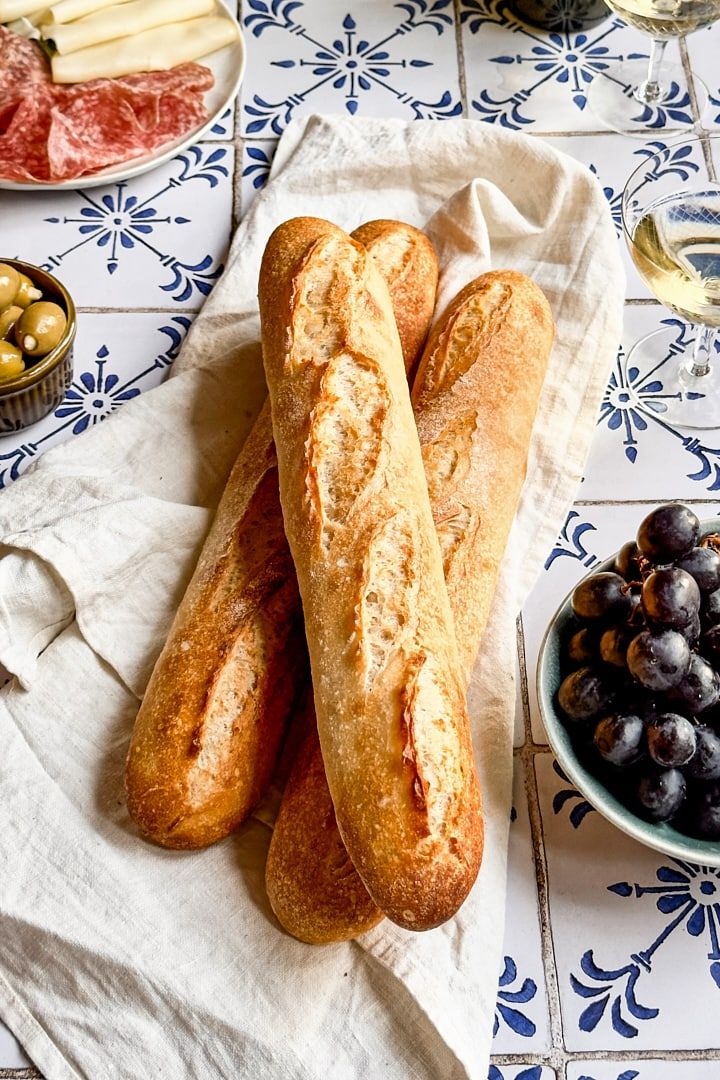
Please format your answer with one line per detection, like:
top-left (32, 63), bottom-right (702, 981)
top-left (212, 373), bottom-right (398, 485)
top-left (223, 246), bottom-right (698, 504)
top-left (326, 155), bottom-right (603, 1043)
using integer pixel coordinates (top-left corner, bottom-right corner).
top-left (124, 219), bottom-right (439, 852)
top-left (266, 268), bottom-right (555, 943)
top-left (259, 216), bottom-right (483, 932)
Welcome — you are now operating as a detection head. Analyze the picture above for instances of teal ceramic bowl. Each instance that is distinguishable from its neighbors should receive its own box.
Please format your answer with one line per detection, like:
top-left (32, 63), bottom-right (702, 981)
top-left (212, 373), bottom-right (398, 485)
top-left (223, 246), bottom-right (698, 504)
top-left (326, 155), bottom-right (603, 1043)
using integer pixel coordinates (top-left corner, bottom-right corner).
top-left (537, 521), bottom-right (720, 867)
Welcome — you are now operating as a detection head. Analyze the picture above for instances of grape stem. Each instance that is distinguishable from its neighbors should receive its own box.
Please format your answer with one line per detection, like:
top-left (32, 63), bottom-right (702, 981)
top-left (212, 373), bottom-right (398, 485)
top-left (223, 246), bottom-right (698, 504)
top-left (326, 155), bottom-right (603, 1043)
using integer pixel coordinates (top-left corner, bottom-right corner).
top-left (634, 37), bottom-right (668, 105)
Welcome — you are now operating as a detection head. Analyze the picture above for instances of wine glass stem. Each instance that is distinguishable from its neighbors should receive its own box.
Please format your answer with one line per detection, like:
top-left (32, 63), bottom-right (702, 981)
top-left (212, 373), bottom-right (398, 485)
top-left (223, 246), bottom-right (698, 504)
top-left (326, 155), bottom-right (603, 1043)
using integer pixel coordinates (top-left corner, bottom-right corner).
top-left (688, 325), bottom-right (717, 378)
top-left (634, 38), bottom-right (668, 104)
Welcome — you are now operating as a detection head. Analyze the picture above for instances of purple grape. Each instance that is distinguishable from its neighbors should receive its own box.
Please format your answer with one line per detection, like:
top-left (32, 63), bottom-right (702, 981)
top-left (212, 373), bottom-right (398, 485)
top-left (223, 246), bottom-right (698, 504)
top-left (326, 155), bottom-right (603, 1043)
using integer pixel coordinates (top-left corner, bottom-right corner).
top-left (676, 546), bottom-right (720, 593)
top-left (599, 626), bottom-right (634, 670)
top-left (594, 713), bottom-right (645, 766)
top-left (626, 629), bottom-right (691, 692)
top-left (668, 653), bottom-right (720, 715)
top-left (572, 572), bottom-right (633, 623)
top-left (686, 782), bottom-right (720, 838)
top-left (703, 587), bottom-right (720, 628)
top-left (642, 568), bottom-right (701, 629)
top-left (686, 726), bottom-right (720, 781)
top-left (646, 713), bottom-right (697, 768)
top-left (637, 503), bottom-right (700, 563)
top-left (678, 610), bottom-right (701, 645)
top-left (637, 767), bottom-right (687, 821)
top-left (566, 627), bottom-right (597, 666)
top-left (615, 541), bottom-right (642, 582)
top-left (558, 667), bottom-right (615, 723)
top-left (701, 625), bottom-right (720, 667)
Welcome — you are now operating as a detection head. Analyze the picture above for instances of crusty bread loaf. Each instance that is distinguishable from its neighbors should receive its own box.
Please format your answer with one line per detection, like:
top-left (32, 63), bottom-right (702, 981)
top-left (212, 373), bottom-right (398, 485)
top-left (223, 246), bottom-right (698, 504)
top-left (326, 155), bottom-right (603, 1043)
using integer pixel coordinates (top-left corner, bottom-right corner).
top-left (125, 406), bottom-right (305, 849)
top-left (266, 270), bottom-right (555, 943)
top-left (352, 219), bottom-right (437, 379)
top-left (125, 220), bottom-right (438, 850)
top-left (259, 216), bottom-right (483, 931)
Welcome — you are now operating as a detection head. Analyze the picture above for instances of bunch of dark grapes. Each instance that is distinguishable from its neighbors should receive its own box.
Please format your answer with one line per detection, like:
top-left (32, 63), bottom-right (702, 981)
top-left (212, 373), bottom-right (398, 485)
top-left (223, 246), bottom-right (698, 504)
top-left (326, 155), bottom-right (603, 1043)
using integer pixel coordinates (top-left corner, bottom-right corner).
top-left (557, 503), bottom-right (720, 840)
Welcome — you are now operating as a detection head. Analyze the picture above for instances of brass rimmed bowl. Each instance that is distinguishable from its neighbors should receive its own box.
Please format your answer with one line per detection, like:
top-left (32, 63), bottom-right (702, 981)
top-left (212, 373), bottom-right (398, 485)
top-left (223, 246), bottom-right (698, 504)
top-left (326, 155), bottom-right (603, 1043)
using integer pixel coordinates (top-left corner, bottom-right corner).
top-left (0, 260), bottom-right (76, 435)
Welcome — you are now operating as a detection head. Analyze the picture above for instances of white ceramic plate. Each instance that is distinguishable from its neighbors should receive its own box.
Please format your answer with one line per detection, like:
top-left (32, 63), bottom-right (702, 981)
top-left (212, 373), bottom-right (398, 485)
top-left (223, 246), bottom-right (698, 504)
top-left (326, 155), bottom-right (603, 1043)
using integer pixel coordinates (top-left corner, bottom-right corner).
top-left (0, 1), bottom-right (244, 192)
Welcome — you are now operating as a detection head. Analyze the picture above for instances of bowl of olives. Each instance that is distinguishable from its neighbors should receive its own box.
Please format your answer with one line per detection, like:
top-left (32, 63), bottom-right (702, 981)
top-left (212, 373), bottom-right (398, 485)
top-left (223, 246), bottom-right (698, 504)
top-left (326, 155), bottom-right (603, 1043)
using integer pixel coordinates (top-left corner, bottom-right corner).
top-left (538, 503), bottom-right (720, 865)
top-left (0, 259), bottom-right (76, 433)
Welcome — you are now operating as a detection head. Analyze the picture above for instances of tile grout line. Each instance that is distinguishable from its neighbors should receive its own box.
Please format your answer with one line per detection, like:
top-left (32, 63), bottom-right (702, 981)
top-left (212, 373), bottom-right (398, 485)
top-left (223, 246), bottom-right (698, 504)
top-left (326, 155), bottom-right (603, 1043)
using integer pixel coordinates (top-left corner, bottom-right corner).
top-left (453, 0), bottom-right (470, 118)
top-left (516, 615), bottom-right (567, 1074)
top-left (678, 35), bottom-right (703, 132)
top-left (232, 0), bottom-right (246, 226)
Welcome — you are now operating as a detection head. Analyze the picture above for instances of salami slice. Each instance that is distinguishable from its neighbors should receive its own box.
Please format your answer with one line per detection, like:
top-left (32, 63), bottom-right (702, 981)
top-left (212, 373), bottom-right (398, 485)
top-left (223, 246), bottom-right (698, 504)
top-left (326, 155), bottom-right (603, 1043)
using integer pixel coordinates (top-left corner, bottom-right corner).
top-left (0, 27), bottom-right (215, 183)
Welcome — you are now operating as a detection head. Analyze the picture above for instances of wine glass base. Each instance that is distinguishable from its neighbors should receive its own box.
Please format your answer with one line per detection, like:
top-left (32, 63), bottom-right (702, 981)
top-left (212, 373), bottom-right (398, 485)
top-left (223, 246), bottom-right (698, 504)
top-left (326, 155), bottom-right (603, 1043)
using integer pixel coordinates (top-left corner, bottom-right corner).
top-left (587, 60), bottom-right (706, 136)
top-left (625, 325), bottom-right (720, 431)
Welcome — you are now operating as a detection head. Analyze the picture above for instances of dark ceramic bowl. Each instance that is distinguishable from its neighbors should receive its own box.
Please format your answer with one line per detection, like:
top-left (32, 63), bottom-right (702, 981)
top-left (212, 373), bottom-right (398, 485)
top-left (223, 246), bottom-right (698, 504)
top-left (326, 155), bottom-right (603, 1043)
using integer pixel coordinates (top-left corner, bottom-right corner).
top-left (0, 260), bottom-right (76, 434)
top-left (537, 529), bottom-right (720, 867)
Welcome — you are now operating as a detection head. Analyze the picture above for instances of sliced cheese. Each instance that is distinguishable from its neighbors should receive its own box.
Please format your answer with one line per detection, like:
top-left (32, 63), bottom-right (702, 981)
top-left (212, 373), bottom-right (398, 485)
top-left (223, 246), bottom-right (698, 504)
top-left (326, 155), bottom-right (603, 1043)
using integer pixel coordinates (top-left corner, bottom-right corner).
top-left (45, 0), bottom-right (135, 23)
top-left (0, 0), bottom-right (48, 19)
top-left (43, 0), bottom-right (214, 55)
top-left (6, 10), bottom-right (46, 31)
top-left (51, 14), bottom-right (238, 83)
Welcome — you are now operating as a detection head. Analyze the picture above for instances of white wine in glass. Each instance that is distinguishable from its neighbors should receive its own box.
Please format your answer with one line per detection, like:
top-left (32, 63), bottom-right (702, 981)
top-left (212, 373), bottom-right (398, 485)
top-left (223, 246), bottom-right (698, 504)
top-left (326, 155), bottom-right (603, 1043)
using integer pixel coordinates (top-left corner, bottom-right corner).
top-left (588, 0), bottom-right (720, 132)
top-left (622, 138), bottom-right (720, 428)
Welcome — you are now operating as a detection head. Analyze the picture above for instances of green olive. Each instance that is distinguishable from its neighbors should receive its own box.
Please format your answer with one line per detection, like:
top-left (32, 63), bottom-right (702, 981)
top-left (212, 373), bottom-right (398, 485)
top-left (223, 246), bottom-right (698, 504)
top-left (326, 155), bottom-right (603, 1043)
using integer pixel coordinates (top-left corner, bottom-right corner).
top-left (15, 301), bottom-right (67, 357)
top-left (0, 264), bottom-right (20, 309)
top-left (14, 273), bottom-right (43, 309)
top-left (0, 341), bottom-right (25, 383)
top-left (0, 304), bottom-right (23, 342)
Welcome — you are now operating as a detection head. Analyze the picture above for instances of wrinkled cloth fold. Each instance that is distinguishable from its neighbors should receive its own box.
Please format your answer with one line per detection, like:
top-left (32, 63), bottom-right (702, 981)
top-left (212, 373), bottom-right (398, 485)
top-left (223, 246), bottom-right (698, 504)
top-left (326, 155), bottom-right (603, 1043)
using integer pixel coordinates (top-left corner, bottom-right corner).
top-left (0, 115), bottom-right (624, 1080)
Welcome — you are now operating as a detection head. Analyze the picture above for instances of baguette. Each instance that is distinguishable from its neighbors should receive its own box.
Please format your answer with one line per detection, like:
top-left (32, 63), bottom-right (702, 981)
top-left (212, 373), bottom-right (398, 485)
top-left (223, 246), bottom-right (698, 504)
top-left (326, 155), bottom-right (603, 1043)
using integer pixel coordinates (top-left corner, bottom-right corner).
top-left (266, 270), bottom-right (555, 943)
top-left (259, 217), bottom-right (483, 931)
top-left (125, 221), bottom-right (438, 850)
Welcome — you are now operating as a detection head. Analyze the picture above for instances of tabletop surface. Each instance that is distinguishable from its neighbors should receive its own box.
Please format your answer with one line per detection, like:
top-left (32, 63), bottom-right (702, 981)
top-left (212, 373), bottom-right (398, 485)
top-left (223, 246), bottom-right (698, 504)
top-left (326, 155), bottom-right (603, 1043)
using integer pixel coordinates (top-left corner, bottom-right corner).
top-left (2, 2), bottom-right (720, 1077)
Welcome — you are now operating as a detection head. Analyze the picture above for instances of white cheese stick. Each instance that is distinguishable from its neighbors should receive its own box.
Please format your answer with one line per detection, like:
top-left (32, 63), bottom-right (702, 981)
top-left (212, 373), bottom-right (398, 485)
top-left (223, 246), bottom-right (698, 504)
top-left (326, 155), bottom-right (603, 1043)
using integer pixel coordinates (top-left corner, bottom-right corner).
top-left (6, 11), bottom-right (46, 31)
top-left (43, 0), bottom-right (214, 54)
top-left (45, 0), bottom-right (134, 22)
top-left (51, 14), bottom-right (238, 82)
top-left (0, 0), bottom-right (47, 19)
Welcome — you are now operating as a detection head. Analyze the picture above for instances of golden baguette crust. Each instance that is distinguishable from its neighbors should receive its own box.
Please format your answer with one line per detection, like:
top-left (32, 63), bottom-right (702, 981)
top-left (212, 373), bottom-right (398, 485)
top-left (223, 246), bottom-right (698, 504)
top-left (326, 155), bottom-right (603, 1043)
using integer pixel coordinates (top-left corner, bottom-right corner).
top-left (125, 406), bottom-right (305, 849)
top-left (413, 270), bottom-right (555, 680)
top-left (351, 220), bottom-right (437, 378)
top-left (260, 216), bottom-right (483, 931)
top-left (266, 269), bottom-right (554, 943)
top-left (125, 221), bottom-right (440, 851)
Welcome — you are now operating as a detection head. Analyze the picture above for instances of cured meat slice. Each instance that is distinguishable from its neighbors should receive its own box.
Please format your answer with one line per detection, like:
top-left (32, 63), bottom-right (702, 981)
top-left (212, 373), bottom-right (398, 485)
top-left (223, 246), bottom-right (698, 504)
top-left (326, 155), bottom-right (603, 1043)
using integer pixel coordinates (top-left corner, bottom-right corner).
top-left (0, 27), bottom-right (215, 183)
top-left (46, 81), bottom-right (212, 180)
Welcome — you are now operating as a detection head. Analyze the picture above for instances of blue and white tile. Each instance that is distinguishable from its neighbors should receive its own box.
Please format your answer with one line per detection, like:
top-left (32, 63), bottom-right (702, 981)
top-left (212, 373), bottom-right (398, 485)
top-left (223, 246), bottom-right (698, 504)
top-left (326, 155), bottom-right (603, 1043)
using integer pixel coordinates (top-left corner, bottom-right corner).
top-left (521, 500), bottom-right (720, 743)
top-left (240, 140), bottom-right (277, 219)
top-left (0, 1019), bottom-right (31, 1070)
top-left (537, 133), bottom-right (707, 299)
top-left (240, 0), bottom-right (462, 137)
top-left (488, 1067), bottom-right (555, 1080)
top-left (685, 24), bottom-right (720, 131)
top-left (459, 0), bottom-right (691, 133)
top-left (537, 750), bottom-right (720, 1050)
top-left (584, 304), bottom-right (720, 502)
top-left (0, 145), bottom-right (233, 311)
top-left (492, 760), bottom-right (550, 1053)
top-left (567, 1062), bottom-right (720, 1079)
top-left (206, 104), bottom-right (237, 141)
top-left (0, 313), bottom-right (192, 489)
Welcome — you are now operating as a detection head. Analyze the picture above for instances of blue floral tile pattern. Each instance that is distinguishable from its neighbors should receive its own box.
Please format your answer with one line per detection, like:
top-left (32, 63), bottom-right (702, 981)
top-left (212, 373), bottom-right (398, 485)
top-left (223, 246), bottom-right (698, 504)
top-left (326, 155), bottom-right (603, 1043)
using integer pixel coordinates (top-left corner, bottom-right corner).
top-left (239, 0), bottom-right (462, 135)
top-left (240, 140), bottom-right (278, 218)
top-left (492, 761), bottom-right (549, 1053)
top-left (536, 749), bottom-right (720, 1050)
top-left (567, 1062), bottom-right (720, 1078)
top-left (0, 314), bottom-right (191, 489)
top-left (459, 0), bottom-right (689, 132)
top-left (488, 1067), bottom-right (554, 1080)
top-left (0, 146), bottom-right (233, 310)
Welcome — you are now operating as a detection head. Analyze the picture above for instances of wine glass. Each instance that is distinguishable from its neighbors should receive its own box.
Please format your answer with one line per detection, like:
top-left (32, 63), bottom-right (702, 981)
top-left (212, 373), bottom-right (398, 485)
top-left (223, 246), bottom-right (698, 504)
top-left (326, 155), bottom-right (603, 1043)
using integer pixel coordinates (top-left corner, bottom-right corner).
top-left (587, 0), bottom-right (720, 133)
top-left (621, 136), bottom-right (720, 429)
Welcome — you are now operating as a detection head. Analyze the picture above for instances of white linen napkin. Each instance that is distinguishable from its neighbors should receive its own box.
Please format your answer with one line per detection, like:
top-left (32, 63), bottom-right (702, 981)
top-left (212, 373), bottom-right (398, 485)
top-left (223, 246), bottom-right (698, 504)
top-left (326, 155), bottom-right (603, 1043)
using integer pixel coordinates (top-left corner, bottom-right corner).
top-left (0, 114), bottom-right (624, 1080)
